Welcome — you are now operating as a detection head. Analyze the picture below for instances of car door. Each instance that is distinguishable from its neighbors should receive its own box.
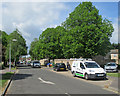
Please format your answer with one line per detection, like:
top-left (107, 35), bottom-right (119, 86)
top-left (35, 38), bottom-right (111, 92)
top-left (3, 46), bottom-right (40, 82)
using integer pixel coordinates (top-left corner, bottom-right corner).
top-left (80, 62), bottom-right (85, 77)
top-left (75, 62), bottom-right (82, 77)
top-left (76, 62), bottom-right (85, 77)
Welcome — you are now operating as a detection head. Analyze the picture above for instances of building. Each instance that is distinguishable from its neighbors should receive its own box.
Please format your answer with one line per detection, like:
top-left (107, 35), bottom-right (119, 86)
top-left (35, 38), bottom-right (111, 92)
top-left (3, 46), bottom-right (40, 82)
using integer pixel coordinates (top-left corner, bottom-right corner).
top-left (110, 49), bottom-right (119, 64)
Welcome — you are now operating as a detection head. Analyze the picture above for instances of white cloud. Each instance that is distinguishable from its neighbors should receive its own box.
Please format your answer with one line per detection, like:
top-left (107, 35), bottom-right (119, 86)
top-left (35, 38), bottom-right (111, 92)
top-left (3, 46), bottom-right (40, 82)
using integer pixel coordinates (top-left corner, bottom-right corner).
top-left (2, 2), bottom-right (68, 48)
top-left (110, 18), bottom-right (118, 44)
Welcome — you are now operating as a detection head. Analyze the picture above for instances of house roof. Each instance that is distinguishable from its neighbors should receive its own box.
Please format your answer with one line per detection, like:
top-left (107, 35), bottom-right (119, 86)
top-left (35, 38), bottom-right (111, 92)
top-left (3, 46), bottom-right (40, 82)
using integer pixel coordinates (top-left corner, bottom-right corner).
top-left (110, 49), bottom-right (118, 54)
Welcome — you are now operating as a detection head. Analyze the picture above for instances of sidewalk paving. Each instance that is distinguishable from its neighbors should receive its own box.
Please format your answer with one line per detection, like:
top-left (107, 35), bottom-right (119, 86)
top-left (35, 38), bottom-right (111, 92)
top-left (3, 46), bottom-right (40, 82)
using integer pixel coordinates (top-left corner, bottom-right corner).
top-left (107, 76), bottom-right (119, 93)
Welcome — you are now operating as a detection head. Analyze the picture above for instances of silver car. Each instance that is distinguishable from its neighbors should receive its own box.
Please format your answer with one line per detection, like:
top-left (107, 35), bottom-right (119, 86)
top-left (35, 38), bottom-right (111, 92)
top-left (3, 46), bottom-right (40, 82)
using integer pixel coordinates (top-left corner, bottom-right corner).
top-left (104, 62), bottom-right (118, 72)
top-left (31, 61), bottom-right (41, 68)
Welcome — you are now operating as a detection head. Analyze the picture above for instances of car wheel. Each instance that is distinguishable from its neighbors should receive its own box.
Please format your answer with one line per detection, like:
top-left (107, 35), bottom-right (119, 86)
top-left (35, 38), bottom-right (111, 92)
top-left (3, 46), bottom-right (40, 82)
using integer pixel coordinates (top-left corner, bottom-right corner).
top-left (103, 77), bottom-right (106, 80)
top-left (85, 74), bottom-right (89, 80)
top-left (73, 71), bottom-right (76, 77)
top-left (56, 68), bottom-right (58, 71)
top-left (54, 68), bottom-right (57, 71)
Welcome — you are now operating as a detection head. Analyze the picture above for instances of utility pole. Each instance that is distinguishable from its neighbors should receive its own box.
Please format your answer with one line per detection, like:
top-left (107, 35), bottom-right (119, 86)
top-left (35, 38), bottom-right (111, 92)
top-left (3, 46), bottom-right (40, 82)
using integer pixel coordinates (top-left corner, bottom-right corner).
top-left (9, 41), bottom-right (11, 72)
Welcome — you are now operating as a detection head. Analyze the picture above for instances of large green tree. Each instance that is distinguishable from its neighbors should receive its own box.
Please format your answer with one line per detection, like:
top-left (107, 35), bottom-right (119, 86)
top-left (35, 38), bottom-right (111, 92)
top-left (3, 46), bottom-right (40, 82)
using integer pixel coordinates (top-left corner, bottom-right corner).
top-left (29, 2), bottom-right (114, 59)
top-left (29, 26), bottom-right (67, 60)
top-left (5, 29), bottom-right (27, 63)
top-left (0, 30), bottom-right (8, 65)
top-left (62, 2), bottom-right (114, 58)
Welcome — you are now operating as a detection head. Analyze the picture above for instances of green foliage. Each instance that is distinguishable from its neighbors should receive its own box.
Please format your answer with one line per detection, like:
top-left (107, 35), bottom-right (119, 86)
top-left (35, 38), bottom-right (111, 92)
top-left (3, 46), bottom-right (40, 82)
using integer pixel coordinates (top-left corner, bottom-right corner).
top-left (62, 2), bottom-right (114, 58)
top-left (0, 30), bottom-right (8, 65)
top-left (5, 29), bottom-right (27, 62)
top-left (30, 26), bottom-right (66, 59)
top-left (30, 2), bottom-right (114, 59)
top-left (111, 43), bottom-right (119, 49)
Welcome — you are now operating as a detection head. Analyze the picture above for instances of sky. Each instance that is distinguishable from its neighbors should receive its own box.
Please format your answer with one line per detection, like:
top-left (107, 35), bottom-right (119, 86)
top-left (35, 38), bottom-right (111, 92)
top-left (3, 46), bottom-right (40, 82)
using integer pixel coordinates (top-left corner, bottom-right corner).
top-left (0, 0), bottom-right (119, 52)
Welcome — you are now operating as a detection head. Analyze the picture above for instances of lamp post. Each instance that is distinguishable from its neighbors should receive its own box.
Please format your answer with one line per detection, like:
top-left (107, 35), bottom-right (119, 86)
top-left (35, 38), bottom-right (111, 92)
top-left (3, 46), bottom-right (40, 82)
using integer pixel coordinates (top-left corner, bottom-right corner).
top-left (9, 39), bottom-right (17, 72)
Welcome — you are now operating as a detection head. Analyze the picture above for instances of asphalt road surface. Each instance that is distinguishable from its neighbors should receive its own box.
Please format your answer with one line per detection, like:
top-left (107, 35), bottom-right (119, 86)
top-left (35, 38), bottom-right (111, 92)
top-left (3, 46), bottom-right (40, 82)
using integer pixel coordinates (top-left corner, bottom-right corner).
top-left (6, 65), bottom-right (118, 96)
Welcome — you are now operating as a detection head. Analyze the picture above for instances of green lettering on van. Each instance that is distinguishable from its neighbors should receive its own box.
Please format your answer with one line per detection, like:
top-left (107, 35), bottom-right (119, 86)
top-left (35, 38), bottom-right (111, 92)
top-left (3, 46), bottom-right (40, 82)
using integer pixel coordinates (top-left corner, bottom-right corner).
top-left (76, 73), bottom-right (84, 77)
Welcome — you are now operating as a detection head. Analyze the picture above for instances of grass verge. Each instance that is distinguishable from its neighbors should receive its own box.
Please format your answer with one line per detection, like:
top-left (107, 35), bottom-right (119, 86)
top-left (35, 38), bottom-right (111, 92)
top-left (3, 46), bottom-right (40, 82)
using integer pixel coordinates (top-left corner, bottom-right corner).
top-left (0, 72), bottom-right (14, 88)
top-left (107, 73), bottom-right (120, 77)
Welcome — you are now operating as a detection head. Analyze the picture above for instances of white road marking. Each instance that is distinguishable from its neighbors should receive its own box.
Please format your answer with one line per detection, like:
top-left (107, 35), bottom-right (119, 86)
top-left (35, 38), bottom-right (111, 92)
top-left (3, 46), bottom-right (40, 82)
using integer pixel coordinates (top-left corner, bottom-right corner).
top-left (65, 93), bottom-right (71, 96)
top-left (38, 77), bottom-right (55, 85)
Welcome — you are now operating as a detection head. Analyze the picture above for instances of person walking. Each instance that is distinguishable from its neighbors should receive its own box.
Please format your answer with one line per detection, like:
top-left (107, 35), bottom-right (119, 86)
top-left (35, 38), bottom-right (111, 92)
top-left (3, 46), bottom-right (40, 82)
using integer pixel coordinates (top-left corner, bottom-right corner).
top-left (67, 62), bottom-right (71, 70)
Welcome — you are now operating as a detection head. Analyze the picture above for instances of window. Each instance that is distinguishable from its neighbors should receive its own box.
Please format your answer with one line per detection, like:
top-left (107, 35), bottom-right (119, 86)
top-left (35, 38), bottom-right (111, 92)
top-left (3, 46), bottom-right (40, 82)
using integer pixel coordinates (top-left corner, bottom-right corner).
top-left (114, 54), bottom-right (117, 57)
top-left (84, 62), bottom-right (100, 68)
top-left (80, 63), bottom-right (85, 69)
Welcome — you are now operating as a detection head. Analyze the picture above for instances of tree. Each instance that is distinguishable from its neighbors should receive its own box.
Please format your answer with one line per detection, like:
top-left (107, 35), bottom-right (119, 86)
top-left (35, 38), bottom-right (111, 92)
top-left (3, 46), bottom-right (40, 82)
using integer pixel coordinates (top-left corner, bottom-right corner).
top-left (39, 26), bottom-right (65, 59)
top-left (29, 38), bottom-right (39, 60)
top-left (29, 26), bottom-right (67, 60)
top-left (5, 29), bottom-right (27, 63)
top-left (62, 2), bottom-right (114, 58)
top-left (111, 43), bottom-right (119, 49)
top-left (0, 30), bottom-right (8, 66)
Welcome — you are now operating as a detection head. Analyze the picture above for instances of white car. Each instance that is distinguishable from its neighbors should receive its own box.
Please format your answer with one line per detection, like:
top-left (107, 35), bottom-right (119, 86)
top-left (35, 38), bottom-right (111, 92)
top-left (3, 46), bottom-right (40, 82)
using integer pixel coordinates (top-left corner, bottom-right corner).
top-left (71, 59), bottom-right (106, 80)
top-left (31, 61), bottom-right (41, 68)
top-left (104, 62), bottom-right (118, 72)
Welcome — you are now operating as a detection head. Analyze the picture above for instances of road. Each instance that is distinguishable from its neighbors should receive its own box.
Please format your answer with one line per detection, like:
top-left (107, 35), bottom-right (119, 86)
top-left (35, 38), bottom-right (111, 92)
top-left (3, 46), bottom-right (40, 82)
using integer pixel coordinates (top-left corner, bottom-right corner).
top-left (6, 65), bottom-right (118, 96)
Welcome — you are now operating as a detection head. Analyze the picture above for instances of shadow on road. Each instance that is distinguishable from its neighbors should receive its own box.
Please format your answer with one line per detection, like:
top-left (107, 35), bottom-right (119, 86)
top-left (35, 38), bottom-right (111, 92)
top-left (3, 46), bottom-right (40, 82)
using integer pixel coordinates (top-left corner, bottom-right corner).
top-left (55, 70), bottom-right (68, 72)
top-left (17, 67), bottom-right (31, 69)
top-left (77, 76), bottom-right (108, 81)
top-left (17, 65), bottom-right (27, 67)
top-left (12, 73), bottom-right (33, 81)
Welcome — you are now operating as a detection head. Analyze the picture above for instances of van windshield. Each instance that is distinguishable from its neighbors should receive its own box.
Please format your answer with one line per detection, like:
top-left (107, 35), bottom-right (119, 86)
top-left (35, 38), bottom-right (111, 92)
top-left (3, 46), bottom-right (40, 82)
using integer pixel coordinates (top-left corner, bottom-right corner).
top-left (84, 62), bottom-right (100, 68)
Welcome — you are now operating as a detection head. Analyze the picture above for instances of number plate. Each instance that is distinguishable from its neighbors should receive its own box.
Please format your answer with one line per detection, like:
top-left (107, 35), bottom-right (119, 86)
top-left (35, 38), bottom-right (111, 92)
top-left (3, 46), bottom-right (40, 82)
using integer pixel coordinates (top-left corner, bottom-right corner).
top-left (60, 68), bottom-right (64, 70)
top-left (97, 74), bottom-right (104, 76)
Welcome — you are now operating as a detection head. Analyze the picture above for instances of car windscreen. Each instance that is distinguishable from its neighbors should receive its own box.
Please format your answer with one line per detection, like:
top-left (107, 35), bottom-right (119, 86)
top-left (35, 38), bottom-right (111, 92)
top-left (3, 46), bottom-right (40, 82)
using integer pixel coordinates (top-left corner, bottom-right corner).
top-left (56, 63), bottom-right (65, 66)
top-left (84, 62), bottom-right (100, 68)
top-left (106, 63), bottom-right (116, 66)
top-left (33, 61), bottom-right (40, 63)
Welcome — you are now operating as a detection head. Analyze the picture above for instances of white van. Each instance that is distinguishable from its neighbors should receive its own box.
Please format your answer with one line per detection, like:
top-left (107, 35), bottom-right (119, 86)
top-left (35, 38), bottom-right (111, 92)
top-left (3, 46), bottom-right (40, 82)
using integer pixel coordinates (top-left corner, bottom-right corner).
top-left (71, 59), bottom-right (106, 80)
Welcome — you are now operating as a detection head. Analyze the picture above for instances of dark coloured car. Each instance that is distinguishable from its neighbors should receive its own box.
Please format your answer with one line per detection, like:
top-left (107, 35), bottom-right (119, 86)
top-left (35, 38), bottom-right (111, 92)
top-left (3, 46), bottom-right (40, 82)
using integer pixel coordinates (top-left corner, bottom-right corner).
top-left (53, 63), bottom-right (66, 71)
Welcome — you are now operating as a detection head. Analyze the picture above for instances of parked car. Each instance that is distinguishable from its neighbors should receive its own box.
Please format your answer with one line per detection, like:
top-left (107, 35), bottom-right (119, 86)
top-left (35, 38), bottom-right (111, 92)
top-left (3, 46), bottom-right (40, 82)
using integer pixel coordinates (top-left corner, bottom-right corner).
top-left (31, 61), bottom-right (41, 68)
top-left (53, 63), bottom-right (66, 71)
top-left (104, 62), bottom-right (118, 72)
top-left (27, 62), bottom-right (31, 66)
top-left (20, 61), bottom-right (23, 64)
top-left (71, 59), bottom-right (106, 80)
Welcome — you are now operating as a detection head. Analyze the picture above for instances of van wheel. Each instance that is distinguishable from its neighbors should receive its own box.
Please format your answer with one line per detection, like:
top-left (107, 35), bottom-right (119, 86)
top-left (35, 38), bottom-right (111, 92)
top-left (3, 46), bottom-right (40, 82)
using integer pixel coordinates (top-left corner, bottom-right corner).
top-left (85, 74), bottom-right (89, 80)
top-left (73, 71), bottom-right (76, 77)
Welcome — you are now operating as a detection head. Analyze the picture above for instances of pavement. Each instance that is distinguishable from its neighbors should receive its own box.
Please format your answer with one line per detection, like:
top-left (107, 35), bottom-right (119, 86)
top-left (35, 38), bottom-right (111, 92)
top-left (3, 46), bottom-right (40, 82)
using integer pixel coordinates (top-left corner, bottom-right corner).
top-left (6, 65), bottom-right (118, 95)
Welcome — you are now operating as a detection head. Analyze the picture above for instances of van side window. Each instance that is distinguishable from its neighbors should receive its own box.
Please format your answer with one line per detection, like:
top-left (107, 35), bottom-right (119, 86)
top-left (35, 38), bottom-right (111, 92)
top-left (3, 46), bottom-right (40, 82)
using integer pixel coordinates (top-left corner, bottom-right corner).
top-left (76, 63), bottom-right (78, 67)
top-left (80, 63), bottom-right (85, 69)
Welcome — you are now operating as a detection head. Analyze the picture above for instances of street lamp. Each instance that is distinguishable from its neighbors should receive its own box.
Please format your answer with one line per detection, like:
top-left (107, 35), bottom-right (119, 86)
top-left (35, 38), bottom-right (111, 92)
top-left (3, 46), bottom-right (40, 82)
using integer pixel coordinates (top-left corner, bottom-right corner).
top-left (9, 39), bottom-right (17, 72)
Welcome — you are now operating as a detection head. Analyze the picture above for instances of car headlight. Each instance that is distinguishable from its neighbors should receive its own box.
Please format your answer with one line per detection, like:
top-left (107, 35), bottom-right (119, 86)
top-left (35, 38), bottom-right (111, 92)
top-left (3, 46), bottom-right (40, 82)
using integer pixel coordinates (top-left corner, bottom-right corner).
top-left (89, 70), bottom-right (94, 72)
